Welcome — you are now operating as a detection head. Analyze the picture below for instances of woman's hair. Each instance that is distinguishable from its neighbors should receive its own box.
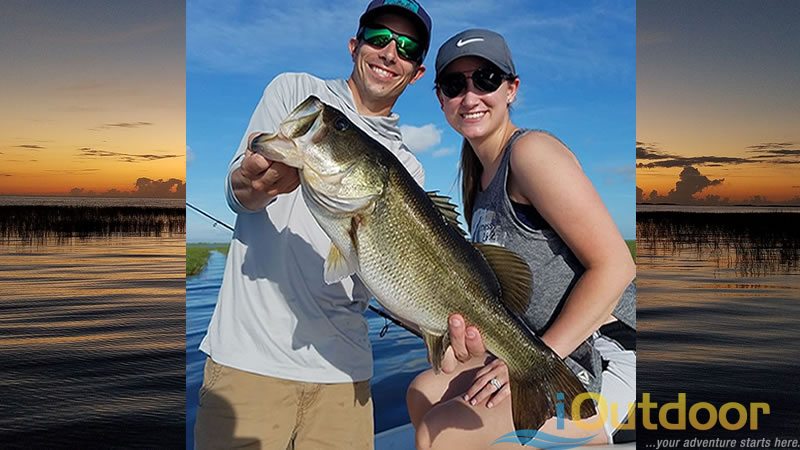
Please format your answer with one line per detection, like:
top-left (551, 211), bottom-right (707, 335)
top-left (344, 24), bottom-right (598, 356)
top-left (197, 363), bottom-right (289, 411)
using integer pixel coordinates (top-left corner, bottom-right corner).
top-left (459, 138), bottom-right (481, 230)
top-left (458, 75), bottom-right (519, 230)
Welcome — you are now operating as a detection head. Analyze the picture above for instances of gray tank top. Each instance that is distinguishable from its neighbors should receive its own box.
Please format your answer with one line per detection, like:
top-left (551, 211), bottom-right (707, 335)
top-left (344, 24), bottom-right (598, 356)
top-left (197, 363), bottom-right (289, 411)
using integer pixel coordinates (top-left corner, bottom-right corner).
top-left (470, 129), bottom-right (636, 391)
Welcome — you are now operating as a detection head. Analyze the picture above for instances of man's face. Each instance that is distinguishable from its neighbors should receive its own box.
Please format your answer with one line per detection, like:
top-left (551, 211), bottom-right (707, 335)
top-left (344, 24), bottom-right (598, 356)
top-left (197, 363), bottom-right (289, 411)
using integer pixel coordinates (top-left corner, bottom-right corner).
top-left (348, 12), bottom-right (426, 109)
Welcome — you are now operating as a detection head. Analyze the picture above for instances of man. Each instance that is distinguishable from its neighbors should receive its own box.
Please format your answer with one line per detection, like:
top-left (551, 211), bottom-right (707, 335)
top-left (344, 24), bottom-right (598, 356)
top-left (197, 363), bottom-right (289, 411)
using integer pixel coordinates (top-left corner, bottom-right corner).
top-left (195, 1), bottom-right (431, 449)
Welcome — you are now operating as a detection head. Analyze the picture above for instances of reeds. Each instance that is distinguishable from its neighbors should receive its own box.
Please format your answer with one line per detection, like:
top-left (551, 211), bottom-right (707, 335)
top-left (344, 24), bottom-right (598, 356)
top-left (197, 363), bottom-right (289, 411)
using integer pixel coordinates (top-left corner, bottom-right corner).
top-left (637, 211), bottom-right (800, 275)
top-left (0, 205), bottom-right (185, 243)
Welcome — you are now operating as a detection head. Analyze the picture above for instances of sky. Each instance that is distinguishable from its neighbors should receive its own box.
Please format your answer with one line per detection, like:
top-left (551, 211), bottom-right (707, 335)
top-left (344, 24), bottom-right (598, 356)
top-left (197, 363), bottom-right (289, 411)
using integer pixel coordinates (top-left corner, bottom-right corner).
top-left (637, 0), bottom-right (800, 206)
top-left (187, 0), bottom-right (636, 242)
top-left (0, 0), bottom-right (186, 198)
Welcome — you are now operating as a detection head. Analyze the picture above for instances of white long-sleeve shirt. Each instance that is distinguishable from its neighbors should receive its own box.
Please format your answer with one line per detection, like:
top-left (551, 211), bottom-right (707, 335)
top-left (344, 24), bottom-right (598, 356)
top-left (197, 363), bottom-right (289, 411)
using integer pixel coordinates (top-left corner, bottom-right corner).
top-left (200, 73), bottom-right (424, 382)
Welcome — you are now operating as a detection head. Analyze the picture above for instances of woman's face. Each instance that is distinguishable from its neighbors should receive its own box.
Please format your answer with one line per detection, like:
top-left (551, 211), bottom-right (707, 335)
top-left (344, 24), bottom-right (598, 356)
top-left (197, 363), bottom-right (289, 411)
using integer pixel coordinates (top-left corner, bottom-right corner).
top-left (437, 56), bottom-right (518, 141)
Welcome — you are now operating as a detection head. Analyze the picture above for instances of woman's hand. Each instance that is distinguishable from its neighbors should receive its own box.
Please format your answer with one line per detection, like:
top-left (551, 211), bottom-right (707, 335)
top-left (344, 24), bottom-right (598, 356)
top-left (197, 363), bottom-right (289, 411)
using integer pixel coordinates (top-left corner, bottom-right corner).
top-left (440, 314), bottom-right (486, 373)
top-left (464, 357), bottom-right (511, 408)
top-left (440, 314), bottom-right (511, 408)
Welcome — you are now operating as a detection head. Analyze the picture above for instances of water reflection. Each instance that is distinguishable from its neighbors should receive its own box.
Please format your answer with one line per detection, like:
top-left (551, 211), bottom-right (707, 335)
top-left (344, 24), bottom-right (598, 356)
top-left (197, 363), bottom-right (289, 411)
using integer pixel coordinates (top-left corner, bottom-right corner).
top-left (637, 210), bottom-right (800, 444)
top-left (0, 235), bottom-right (184, 447)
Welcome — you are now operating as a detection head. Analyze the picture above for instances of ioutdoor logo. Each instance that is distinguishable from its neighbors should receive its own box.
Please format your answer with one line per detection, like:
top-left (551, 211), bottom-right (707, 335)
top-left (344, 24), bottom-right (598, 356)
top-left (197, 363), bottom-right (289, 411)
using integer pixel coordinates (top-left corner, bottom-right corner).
top-left (493, 392), bottom-right (770, 447)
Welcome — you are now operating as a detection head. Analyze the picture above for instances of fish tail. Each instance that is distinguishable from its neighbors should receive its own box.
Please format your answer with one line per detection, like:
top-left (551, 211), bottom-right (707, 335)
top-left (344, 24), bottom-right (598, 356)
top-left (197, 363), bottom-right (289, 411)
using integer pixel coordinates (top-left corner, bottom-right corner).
top-left (510, 361), bottom-right (596, 432)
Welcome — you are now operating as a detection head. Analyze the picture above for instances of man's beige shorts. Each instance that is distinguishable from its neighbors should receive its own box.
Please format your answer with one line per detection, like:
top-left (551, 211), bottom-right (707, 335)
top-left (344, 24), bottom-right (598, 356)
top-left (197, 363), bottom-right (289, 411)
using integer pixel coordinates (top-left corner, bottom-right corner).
top-left (194, 358), bottom-right (374, 450)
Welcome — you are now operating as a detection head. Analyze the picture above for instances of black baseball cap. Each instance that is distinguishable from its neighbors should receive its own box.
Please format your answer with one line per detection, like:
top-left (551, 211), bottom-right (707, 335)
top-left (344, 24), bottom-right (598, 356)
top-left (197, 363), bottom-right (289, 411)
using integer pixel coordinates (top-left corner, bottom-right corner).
top-left (435, 29), bottom-right (516, 80)
top-left (358, 0), bottom-right (432, 62)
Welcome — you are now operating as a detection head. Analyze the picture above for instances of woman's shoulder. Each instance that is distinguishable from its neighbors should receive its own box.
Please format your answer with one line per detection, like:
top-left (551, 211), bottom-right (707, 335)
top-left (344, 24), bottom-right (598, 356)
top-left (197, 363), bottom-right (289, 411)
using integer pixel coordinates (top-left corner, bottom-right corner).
top-left (511, 129), bottom-right (581, 169)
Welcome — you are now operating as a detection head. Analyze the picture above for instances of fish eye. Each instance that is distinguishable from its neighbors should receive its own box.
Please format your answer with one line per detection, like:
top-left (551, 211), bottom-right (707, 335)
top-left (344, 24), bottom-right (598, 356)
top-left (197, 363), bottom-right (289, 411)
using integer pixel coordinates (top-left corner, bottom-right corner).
top-left (334, 117), bottom-right (349, 132)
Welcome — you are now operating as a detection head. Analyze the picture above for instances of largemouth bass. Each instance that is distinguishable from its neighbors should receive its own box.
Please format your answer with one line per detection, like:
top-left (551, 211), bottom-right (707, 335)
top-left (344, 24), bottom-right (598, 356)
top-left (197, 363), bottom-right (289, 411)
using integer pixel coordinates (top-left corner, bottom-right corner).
top-left (251, 96), bottom-right (595, 431)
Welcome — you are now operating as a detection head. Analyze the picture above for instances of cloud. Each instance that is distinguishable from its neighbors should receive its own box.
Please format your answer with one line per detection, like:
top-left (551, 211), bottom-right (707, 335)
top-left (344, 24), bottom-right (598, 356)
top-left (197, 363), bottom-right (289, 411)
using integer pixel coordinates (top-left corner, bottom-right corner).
top-left (187, 1), bottom-right (634, 82)
top-left (746, 142), bottom-right (795, 150)
top-left (0, 173), bottom-right (11, 177)
top-left (67, 178), bottom-right (185, 199)
top-left (431, 147), bottom-right (456, 158)
top-left (188, 2), bottom-right (359, 74)
top-left (748, 150), bottom-right (800, 159)
top-left (638, 140), bottom-right (800, 169)
top-left (133, 177), bottom-right (186, 198)
top-left (102, 121), bottom-right (153, 129)
top-left (636, 141), bottom-right (678, 160)
top-left (637, 156), bottom-right (751, 168)
top-left (15, 144), bottom-right (45, 149)
top-left (744, 195), bottom-right (770, 205)
top-left (187, 145), bottom-right (195, 163)
top-left (399, 124), bottom-right (442, 154)
top-left (671, 166), bottom-right (723, 200)
top-left (766, 159), bottom-right (800, 165)
top-left (639, 166), bottom-right (726, 205)
top-left (746, 142), bottom-right (800, 162)
top-left (77, 147), bottom-right (181, 163)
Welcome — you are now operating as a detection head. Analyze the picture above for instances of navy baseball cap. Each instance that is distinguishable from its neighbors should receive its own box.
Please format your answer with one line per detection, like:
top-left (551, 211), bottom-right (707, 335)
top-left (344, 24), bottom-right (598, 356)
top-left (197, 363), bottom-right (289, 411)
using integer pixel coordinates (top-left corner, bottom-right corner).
top-left (358, 0), bottom-right (432, 61)
top-left (435, 29), bottom-right (516, 81)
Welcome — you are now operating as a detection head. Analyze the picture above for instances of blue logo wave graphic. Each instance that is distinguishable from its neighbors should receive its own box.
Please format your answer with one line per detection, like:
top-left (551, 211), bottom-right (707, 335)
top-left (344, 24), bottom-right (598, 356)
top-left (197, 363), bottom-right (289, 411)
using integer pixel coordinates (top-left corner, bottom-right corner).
top-left (492, 430), bottom-right (596, 449)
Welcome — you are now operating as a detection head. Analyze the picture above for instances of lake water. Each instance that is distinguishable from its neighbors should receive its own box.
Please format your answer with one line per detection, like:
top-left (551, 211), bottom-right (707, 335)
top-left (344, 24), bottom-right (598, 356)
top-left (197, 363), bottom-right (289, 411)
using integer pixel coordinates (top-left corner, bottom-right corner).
top-left (0, 199), bottom-right (185, 448)
top-left (636, 208), bottom-right (800, 446)
top-left (185, 251), bottom-right (428, 450)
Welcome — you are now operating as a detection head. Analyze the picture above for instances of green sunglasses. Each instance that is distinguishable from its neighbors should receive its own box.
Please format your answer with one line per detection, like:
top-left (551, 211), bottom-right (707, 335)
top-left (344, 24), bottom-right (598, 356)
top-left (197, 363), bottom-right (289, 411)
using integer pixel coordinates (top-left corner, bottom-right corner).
top-left (359, 26), bottom-right (424, 63)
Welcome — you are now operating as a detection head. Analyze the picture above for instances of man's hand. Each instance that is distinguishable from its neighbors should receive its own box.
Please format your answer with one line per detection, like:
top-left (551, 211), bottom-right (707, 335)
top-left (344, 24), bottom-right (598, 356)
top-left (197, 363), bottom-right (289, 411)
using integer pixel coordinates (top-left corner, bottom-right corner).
top-left (231, 132), bottom-right (300, 210)
top-left (240, 149), bottom-right (300, 197)
top-left (440, 314), bottom-right (487, 373)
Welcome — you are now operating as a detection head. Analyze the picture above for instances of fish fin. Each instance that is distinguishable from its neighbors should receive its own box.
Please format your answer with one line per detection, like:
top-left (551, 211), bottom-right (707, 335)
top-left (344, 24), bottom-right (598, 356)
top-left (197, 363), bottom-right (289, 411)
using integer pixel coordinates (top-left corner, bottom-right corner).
top-left (426, 191), bottom-right (467, 237)
top-left (323, 243), bottom-right (356, 284)
top-left (473, 243), bottom-right (532, 316)
top-left (421, 328), bottom-right (450, 374)
top-left (509, 358), bottom-right (596, 432)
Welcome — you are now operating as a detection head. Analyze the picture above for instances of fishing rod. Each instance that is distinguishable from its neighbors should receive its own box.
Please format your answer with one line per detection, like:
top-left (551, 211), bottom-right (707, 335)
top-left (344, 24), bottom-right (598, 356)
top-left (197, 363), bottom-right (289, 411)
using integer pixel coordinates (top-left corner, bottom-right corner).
top-left (186, 201), bottom-right (421, 338)
top-left (187, 202), bottom-right (234, 232)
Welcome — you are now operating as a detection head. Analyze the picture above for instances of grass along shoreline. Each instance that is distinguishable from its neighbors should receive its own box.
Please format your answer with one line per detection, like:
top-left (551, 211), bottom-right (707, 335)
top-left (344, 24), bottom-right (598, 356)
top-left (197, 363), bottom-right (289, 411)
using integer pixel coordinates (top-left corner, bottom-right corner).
top-left (187, 243), bottom-right (230, 276)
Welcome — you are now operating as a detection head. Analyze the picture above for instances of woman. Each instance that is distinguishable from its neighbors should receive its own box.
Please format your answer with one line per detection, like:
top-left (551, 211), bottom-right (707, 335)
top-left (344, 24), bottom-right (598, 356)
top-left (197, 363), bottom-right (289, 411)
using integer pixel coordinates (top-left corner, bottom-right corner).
top-left (407, 29), bottom-right (637, 449)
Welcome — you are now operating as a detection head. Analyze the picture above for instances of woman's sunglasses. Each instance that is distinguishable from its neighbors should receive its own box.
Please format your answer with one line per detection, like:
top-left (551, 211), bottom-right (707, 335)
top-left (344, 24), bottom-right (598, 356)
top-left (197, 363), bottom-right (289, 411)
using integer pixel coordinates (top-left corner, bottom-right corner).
top-left (358, 26), bottom-right (424, 63)
top-left (437, 67), bottom-right (511, 98)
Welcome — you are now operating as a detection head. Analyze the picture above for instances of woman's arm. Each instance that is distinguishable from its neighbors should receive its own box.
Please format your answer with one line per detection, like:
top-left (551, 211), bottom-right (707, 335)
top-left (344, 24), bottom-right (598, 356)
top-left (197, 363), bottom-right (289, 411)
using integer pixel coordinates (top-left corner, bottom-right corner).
top-left (509, 131), bottom-right (636, 358)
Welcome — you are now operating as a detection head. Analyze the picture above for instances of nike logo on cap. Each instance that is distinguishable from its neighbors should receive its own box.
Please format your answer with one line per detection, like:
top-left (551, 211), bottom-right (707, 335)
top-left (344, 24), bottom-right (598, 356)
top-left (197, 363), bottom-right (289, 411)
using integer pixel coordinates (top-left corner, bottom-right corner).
top-left (456, 37), bottom-right (484, 47)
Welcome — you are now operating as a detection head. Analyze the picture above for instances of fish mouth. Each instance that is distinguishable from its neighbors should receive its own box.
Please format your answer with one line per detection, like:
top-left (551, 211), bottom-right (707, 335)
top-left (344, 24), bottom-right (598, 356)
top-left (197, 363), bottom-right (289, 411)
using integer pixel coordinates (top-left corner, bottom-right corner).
top-left (251, 96), bottom-right (324, 168)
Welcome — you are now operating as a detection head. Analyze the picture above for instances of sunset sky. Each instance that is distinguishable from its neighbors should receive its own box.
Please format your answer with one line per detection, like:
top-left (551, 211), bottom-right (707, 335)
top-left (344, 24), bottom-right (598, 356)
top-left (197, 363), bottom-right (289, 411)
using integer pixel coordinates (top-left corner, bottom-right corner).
top-left (0, 1), bottom-right (185, 198)
top-left (637, 0), bottom-right (800, 205)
